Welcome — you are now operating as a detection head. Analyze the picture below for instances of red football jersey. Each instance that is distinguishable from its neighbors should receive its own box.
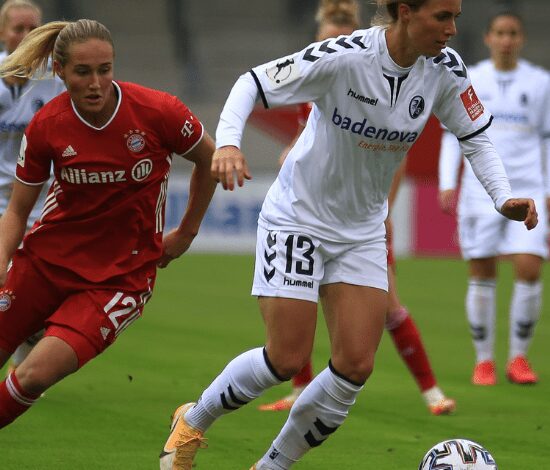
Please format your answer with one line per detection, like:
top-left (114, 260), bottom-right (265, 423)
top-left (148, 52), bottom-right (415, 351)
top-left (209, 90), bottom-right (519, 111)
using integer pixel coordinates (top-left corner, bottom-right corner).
top-left (16, 81), bottom-right (204, 283)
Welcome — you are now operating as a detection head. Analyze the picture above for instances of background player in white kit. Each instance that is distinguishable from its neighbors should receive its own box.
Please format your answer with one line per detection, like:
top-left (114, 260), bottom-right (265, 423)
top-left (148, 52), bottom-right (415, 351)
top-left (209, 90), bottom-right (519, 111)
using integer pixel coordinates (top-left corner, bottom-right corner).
top-left (0, 0), bottom-right (65, 373)
top-left (438, 11), bottom-right (550, 386)
top-left (161, 1), bottom-right (537, 468)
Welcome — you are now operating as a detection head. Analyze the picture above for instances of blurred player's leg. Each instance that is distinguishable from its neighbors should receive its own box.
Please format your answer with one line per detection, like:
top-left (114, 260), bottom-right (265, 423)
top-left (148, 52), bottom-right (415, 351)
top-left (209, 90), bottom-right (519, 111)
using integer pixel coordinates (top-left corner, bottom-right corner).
top-left (386, 268), bottom-right (455, 415)
top-left (507, 276), bottom-right (542, 384)
top-left (466, 277), bottom-right (497, 385)
top-left (387, 310), bottom-right (455, 415)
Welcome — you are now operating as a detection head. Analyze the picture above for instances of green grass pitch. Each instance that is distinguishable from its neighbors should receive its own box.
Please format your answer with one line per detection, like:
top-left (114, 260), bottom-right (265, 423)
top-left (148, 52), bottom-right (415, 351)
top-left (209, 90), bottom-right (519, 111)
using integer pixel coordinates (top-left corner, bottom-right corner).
top-left (1, 255), bottom-right (549, 468)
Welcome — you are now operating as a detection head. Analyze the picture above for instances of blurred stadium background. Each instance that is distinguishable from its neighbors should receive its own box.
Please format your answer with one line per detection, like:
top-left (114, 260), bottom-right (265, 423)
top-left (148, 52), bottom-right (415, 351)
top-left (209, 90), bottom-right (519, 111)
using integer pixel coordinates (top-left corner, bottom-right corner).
top-left (25, 0), bottom-right (550, 258)
top-left (1, 2), bottom-right (549, 468)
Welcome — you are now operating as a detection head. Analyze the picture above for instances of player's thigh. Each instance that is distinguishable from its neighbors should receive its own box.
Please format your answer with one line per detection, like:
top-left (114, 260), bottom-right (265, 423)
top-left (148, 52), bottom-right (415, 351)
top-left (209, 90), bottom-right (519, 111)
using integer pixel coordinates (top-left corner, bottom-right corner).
top-left (0, 251), bottom-right (62, 354)
top-left (458, 212), bottom-right (503, 260)
top-left (253, 227), bottom-right (325, 371)
top-left (46, 283), bottom-right (154, 368)
top-left (259, 296), bottom-right (318, 377)
top-left (320, 283), bottom-right (387, 378)
top-left (511, 253), bottom-right (544, 282)
top-left (320, 237), bottom-right (388, 367)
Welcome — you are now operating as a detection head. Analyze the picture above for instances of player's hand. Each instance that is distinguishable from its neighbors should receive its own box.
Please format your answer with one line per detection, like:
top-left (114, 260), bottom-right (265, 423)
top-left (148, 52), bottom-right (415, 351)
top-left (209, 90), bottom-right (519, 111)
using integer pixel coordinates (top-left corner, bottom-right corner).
top-left (211, 145), bottom-right (252, 191)
top-left (158, 229), bottom-right (195, 268)
top-left (500, 198), bottom-right (538, 230)
top-left (438, 189), bottom-right (457, 215)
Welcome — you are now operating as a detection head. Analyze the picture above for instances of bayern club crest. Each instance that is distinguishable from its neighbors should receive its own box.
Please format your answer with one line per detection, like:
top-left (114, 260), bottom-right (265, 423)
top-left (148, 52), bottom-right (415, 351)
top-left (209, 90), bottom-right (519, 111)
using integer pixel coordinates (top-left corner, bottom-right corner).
top-left (0, 290), bottom-right (15, 311)
top-left (124, 129), bottom-right (146, 153)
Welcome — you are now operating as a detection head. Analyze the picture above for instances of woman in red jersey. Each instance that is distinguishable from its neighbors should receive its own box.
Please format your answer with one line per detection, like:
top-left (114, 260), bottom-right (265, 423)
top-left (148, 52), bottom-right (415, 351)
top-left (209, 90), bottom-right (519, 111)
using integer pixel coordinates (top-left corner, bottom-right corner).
top-left (0, 19), bottom-right (216, 428)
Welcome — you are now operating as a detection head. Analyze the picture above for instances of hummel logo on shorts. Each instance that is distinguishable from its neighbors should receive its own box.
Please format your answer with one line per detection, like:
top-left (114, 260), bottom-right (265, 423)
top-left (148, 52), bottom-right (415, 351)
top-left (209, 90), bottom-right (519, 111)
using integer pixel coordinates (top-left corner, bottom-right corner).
top-left (62, 145), bottom-right (77, 158)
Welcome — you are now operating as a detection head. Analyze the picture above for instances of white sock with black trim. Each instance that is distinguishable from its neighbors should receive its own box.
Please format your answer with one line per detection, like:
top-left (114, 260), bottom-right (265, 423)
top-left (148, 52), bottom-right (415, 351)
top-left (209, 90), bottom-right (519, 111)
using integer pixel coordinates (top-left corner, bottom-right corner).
top-left (184, 347), bottom-right (283, 432)
top-left (466, 278), bottom-right (496, 362)
top-left (509, 280), bottom-right (542, 359)
top-left (258, 363), bottom-right (363, 469)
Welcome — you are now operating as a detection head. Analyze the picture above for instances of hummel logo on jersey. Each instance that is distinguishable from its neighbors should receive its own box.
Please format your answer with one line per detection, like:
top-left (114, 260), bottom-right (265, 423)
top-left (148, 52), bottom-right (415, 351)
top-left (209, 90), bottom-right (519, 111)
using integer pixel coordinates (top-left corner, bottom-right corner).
top-left (347, 88), bottom-right (378, 106)
top-left (62, 145), bottom-right (77, 158)
top-left (332, 108), bottom-right (419, 143)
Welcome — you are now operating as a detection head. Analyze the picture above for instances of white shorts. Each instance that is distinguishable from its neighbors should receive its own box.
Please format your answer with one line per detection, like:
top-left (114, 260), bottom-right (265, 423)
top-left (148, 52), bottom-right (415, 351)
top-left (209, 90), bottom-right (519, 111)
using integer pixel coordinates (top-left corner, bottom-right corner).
top-left (458, 204), bottom-right (548, 260)
top-left (252, 226), bottom-right (388, 303)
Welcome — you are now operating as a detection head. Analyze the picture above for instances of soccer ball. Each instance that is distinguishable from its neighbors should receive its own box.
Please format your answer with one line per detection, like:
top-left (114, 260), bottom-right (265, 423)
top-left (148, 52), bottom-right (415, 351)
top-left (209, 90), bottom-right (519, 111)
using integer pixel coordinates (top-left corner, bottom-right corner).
top-left (418, 438), bottom-right (498, 469)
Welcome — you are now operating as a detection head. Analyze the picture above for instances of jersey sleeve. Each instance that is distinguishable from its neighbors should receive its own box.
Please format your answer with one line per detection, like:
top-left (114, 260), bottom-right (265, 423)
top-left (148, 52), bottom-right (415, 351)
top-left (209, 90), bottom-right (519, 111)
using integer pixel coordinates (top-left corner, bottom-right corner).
top-left (161, 94), bottom-right (205, 156)
top-left (432, 48), bottom-right (492, 141)
top-left (249, 35), bottom-right (358, 108)
top-left (15, 119), bottom-right (52, 186)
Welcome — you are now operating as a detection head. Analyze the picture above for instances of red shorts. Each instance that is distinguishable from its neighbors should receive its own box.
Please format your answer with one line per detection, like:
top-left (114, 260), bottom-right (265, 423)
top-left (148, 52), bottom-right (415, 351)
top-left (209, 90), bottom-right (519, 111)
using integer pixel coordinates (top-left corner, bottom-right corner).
top-left (0, 251), bottom-right (156, 367)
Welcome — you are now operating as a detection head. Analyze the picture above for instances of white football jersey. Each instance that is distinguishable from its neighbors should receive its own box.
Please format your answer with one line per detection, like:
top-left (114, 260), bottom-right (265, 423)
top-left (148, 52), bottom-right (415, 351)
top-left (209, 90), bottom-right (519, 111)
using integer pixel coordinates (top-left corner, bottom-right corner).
top-left (443, 59), bottom-right (550, 215)
top-left (0, 51), bottom-right (65, 224)
top-left (251, 27), bottom-right (492, 242)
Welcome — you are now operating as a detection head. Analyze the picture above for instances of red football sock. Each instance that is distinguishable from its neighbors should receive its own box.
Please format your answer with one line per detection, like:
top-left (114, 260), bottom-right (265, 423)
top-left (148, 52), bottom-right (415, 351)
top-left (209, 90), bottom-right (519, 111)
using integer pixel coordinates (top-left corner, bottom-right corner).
top-left (0, 372), bottom-right (40, 428)
top-left (292, 360), bottom-right (313, 388)
top-left (388, 313), bottom-right (436, 392)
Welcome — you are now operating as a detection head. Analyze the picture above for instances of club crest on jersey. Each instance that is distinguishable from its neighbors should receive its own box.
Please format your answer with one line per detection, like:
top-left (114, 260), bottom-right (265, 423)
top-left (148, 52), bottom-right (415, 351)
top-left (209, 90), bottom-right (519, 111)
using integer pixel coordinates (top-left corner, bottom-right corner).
top-left (0, 290), bottom-right (15, 311)
top-left (409, 95), bottom-right (425, 119)
top-left (132, 158), bottom-right (153, 182)
top-left (124, 129), bottom-right (146, 153)
top-left (265, 57), bottom-right (301, 90)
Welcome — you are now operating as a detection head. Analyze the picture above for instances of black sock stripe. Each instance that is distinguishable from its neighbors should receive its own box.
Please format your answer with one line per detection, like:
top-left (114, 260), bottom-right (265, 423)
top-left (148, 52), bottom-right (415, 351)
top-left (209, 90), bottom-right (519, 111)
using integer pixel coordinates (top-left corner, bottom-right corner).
top-left (304, 430), bottom-right (325, 448)
top-left (314, 417), bottom-right (338, 436)
top-left (328, 360), bottom-right (365, 387)
top-left (262, 347), bottom-right (289, 382)
top-left (220, 392), bottom-right (239, 410)
top-left (227, 384), bottom-right (248, 406)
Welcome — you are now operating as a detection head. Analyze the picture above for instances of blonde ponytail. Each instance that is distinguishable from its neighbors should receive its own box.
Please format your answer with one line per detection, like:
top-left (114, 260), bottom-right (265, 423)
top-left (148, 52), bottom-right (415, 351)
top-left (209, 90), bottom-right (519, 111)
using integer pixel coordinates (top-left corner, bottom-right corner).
top-left (0, 19), bottom-right (113, 79)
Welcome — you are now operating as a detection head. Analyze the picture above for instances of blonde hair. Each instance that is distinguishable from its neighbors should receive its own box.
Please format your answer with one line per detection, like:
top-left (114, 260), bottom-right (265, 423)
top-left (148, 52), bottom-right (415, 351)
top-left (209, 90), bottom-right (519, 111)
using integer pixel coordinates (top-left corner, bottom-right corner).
top-left (0, 0), bottom-right (41, 34)
top-left (0, 18), bottom-right (113, 78)
top-left (371, 0), bottom-right (429, 26)
top-left (316, 0), bottom-right (361, 29)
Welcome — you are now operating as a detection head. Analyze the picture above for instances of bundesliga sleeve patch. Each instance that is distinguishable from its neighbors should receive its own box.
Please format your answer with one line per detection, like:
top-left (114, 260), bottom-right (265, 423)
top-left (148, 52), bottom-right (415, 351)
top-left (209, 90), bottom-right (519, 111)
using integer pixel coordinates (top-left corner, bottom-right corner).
top-left (265, 57), bottom-right (301, 90)
top-left (460, 86), bottom-right (484, 121)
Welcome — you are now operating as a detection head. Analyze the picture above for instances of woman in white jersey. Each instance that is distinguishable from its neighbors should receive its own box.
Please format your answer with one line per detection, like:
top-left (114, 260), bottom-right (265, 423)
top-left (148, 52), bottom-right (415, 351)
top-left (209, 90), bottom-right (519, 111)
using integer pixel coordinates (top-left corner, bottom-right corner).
top-left (161, 1), bottom-right (537, 468)
top-left (438, 11), bottom-right (550, 386)
top-left (0, 0), bottom-right (65, 373)
top-left (258, 0), bottom-right (455, 417)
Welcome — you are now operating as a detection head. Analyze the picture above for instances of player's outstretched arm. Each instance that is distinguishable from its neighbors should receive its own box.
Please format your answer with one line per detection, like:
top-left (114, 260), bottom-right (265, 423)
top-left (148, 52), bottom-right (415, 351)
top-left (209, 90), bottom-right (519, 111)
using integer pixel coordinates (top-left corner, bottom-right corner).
top-left (211, 145), bottom-right (251, 191)
top-left (500, 198), bottom-right (538, 230)
top-left (158, 132), bottom-right (217, 268)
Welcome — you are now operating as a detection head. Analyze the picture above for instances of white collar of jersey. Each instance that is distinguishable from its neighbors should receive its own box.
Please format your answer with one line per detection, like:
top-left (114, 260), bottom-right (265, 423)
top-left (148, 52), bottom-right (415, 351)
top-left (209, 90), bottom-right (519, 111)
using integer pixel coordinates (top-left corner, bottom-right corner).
top-left (375, 27), bottom-right (414, 76)
top-left (70, 80), bottom-right (122, 131)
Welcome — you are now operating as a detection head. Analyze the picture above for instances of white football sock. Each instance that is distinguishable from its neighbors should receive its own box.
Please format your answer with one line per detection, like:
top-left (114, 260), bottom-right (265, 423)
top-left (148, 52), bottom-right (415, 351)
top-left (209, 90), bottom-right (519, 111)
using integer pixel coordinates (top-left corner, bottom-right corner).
top-left (466, 278), bottom-right (496, 362)
top-left (185, 347), bottom-right (283, 432)
top-left (258, 363), bottom-right (363, 469)
top-left (509, 280), bottom-right (542, 360)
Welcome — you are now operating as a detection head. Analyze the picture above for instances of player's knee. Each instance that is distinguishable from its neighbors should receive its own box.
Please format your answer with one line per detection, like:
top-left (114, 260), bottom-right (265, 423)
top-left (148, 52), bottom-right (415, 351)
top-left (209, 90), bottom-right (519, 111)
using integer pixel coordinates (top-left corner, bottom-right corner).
top-left (268, 350), bottom-right (311, 380)
top-left (334, 354), bottom-right (375, 384)
top-left (15, 364), bottom-right (53, 395)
